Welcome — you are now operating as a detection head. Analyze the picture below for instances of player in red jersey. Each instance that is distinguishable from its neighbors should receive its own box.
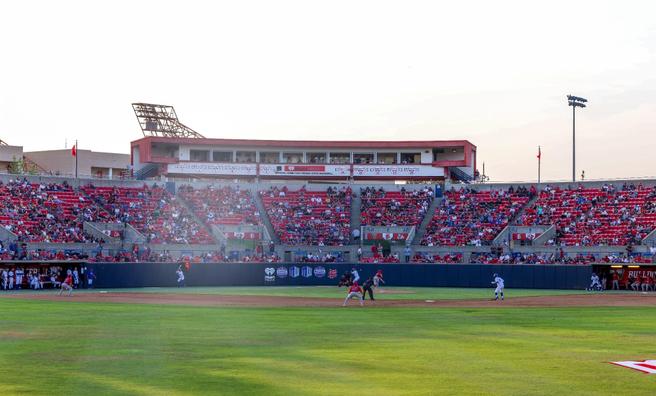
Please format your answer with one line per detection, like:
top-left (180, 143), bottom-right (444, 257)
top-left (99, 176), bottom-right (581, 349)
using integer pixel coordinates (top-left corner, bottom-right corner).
top-left (342, 281), bottom-right (364, 306)
top-left (58, 272), bottom-right (74, 297)
top-left (611, 271), bottom-right (620, 290)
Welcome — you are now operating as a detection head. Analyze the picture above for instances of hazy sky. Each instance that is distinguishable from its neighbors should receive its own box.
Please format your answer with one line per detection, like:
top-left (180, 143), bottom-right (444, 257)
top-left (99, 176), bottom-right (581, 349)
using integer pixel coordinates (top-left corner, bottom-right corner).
top-left (1, 1), bottom-right (655, 182)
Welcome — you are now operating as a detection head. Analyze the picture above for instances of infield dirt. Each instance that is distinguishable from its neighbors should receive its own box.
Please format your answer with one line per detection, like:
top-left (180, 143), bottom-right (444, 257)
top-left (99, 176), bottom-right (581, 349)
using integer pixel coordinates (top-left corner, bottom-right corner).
top-left (6, 292), bottom-right (656, 308)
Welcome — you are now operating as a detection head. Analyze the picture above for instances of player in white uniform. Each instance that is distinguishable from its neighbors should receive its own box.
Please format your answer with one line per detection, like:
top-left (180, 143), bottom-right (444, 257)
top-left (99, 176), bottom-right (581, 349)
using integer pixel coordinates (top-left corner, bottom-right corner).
top-left (8, 269), bottom-right (14, 290)
top-left (351, 268), bottom-right (360, 284)
top-left (176, 267), bottom-right (185, 287)
top-left (491, 273), bottom-right (504, 301)
top-left (589, 273), bottom-right (602, 291)
top-left (15, 268), bottom-right (24, 290)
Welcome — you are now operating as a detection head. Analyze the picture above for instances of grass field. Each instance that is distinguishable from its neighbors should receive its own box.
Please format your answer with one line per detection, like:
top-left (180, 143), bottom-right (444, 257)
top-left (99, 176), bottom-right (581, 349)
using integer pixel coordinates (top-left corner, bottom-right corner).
top-left (1, 287), bottom-right (655, 395)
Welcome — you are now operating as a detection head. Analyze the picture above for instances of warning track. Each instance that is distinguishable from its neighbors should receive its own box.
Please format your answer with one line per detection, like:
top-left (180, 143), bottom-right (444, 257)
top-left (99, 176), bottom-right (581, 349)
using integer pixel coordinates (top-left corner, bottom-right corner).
top-left (4, 292), bottom-right (656, 308)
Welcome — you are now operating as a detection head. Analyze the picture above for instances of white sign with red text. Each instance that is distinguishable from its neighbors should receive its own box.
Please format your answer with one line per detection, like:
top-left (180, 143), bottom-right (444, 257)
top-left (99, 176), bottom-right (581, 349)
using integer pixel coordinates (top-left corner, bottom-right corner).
top-left (259, 164), bottom-right (350, 177)
top-left (167, 162), bottom-right (257, 176)
top-left (353, 165), bottom-right (444, 178)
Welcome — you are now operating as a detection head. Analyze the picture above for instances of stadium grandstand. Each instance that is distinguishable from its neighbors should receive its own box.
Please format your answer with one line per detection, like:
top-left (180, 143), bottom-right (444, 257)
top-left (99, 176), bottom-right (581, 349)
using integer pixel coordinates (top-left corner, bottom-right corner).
top-left (0, 104), bottom-right (654, 278)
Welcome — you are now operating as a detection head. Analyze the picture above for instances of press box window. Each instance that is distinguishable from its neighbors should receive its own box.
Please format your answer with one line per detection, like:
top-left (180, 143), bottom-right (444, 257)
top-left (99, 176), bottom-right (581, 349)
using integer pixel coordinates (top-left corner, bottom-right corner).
top-left (190, 150), bottom-right (210, 162)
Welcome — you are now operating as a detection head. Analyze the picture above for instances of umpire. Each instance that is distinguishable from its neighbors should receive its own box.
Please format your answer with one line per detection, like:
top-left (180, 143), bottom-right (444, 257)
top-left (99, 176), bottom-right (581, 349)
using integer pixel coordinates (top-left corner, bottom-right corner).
top-left (362, 277), bottom-right (376, 301)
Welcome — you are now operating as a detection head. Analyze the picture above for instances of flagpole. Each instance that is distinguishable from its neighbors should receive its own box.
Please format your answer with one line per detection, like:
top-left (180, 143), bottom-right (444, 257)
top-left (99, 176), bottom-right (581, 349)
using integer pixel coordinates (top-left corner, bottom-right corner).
top-left (537, 146), bottom-right (541, 184)
top-left (75, 139), bottom-right (78, 179)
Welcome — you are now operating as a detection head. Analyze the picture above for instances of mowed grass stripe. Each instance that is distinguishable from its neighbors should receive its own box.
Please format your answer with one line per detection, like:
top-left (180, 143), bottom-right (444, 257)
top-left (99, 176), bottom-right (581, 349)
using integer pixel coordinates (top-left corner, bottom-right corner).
top-left (14, 286), bottom-right (593, 300)
top-left (0, 299), bottom-right (655, 395)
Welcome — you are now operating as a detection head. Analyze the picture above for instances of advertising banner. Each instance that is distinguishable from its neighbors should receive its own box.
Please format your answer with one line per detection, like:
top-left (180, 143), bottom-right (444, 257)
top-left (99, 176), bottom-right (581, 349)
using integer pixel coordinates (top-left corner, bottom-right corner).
top-left (353, 165), bottom-right (444, 177)
top-left (167, 162), bottom-right (257, 176)
top-left (259, 164), bottom-right (350, 177)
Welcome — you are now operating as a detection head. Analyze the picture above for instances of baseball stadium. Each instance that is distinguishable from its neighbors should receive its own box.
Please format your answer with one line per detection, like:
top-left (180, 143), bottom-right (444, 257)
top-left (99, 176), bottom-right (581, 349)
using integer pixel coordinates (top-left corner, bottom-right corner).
top-left (5, 1), bottom-right (656, 392)
top-left (0, 101), bottom-right (655, 395)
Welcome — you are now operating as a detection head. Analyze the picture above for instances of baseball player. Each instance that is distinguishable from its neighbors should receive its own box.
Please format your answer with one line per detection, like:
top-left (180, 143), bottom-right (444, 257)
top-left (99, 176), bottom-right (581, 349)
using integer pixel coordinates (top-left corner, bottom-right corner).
top-left (73, 268), bottom-right (80, 289)
top-left (611, 271), bottom-right (620, 290)
top-left (491, 273), bottom-right (504, 301)
top-left (15, 267), bottom-right (24, 290)
top-left (176, 266), bottom-right (185, 287)
top-left (342, 281), bottom-right (364, 306)
top-left (87, 269), bottom-right (96, 289)
top-left (589, 273), bottom-right (602, 291)
top-left (58, 273), bottom-right (74, 297)
top-left (338, 271), bottom-right (352, 287)
top-left (361, 277), bottom-right (376, 301)
top-left (1, 269), bottom-right (7, 290)
top-left (373, 269), bottom-right (385, 288)
top-left (351, 267), bottom-right (360, 284)
top-left (641, 273), bottom-right (652, 292)
top-left (8, 268), bottom-right (14, 290)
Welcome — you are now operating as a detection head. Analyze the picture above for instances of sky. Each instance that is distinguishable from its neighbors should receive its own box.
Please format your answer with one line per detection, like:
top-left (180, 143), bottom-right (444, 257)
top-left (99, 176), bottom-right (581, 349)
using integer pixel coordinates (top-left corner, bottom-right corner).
top-left (1, 0), bottom-right (655, 182)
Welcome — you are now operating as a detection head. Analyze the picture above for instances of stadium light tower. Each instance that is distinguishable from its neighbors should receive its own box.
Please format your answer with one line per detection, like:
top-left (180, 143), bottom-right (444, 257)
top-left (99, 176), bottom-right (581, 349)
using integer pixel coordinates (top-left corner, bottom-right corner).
top-left (132, 103), bottom-right (205, 138)
top-left (567, 95), bottom-right (587, 182)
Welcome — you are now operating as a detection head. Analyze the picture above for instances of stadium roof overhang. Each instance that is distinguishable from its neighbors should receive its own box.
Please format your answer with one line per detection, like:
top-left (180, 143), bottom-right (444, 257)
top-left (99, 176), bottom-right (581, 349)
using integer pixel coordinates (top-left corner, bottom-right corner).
top-left (131, 136), bottom-right (476, 150)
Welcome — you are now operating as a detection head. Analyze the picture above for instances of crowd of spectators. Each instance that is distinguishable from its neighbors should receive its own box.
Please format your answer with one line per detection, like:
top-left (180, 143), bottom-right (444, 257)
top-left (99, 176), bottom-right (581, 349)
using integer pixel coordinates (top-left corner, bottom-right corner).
top-left (260, 186), bottom-right (351, 246)
top-left (517, 183), bottom-right (656, 246)
top-left (470, 251), bottom-right (654, 265)
top-left (0, 179), bottom-right (106, 243)
top-left (178, 185), bottom-right (261, 226)
top-left (83, 184), bottom-right (213, 244)
top-left (360, 186), bottom-right (433, 227)
top-left (421, 188), bottom-right (529, 246)
top-left (410, 252), bottom-right (463, 263)
top-left (297, 252), bottom-right (344, 263)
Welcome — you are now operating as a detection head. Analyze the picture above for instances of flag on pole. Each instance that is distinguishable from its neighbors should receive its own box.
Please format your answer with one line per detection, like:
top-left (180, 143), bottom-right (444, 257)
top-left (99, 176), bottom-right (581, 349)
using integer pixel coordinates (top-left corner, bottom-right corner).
top-left (71, 144), bottom-right (77, 157)
top-left (537, 146), bottom-right (541, 160)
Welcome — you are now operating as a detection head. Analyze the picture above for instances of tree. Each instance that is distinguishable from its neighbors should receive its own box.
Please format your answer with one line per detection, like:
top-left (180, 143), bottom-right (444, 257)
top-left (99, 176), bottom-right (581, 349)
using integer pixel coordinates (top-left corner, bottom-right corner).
top-left (8, 157), bottom-right (39, 175)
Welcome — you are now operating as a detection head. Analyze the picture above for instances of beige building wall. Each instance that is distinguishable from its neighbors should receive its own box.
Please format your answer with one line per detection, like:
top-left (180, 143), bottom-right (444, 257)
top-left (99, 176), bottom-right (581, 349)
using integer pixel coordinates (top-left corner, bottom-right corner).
top-left (25, 149), bottom-right (130, 179)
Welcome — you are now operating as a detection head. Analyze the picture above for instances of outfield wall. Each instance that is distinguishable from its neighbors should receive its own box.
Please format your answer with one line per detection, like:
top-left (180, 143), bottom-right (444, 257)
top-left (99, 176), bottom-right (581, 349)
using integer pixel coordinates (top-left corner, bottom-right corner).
top-left (87, 263), bottom-right (593, 290)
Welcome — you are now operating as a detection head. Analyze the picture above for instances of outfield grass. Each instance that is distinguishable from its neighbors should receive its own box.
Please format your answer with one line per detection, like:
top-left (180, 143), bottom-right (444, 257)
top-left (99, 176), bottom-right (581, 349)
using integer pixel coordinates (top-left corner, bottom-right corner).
top-left (44, 286), bottom-right (592, 300)
top-left (1, 290), bottom-right (655, 395)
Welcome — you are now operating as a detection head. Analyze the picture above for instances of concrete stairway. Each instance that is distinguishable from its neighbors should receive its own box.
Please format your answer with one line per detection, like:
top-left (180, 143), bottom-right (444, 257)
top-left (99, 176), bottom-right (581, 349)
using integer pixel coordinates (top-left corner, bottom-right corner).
top-left (349, 190), bottom-right (362, 243)
top-left (254, 193), bottom-right (280, 244)
top-left (175, 193), bottom-right (220, 244)
top-left (411, 196), bottom-right (442, 245)
top-left (510, 195), bottom-right (538, 225)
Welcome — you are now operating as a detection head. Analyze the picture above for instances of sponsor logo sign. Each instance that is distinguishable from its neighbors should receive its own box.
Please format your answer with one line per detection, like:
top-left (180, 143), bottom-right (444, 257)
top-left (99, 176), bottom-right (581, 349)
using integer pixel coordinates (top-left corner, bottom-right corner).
top-left (289, 266), bottom-right (300, 278)
top-left (610, 360), bottom-right (656, 374)
top-left (328, 269), bottom-right (338, 279)
top-left (365, 232), bottom-right (409, 241)
top-left (301, 266), bottom-right (313, 278)
top-left (264, 267), bottom-right (275, 282)
top-left (313, 266), bottom-right (326, 278)
top-left (276, 267), bottom-right (288, 278)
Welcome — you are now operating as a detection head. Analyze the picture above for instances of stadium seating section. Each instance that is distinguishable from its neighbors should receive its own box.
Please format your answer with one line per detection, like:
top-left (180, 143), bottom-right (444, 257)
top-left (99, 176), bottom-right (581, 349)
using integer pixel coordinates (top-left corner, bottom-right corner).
top-left (178, 185), bottom-right (261, 226)
top-left (517, 184), bottom-right (656, 246)
top-left (421, 189), bottom-right (529, 246)
top-left (82, 185), bottom-right (213, 244)
top-left (0, 180), bottom-right (104, 242)
top-left (0, 180), bottom-right (655, 260)
top-left (360, 187), bottom-right (433, 226)
top-left (260, 186), bottom-right (351, 246)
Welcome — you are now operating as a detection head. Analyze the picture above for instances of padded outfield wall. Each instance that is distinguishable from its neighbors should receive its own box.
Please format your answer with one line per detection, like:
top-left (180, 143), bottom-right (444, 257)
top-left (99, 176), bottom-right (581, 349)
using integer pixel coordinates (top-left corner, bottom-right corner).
top-left (86, 263), bottom-right (593, 290)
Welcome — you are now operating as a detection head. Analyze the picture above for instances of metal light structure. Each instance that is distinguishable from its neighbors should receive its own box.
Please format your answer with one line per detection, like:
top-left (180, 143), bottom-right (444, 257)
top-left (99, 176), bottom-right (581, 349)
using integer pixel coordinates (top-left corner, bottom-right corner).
top-left (567, 95), bottom-right (587, 182)
top-left (132, 103), bottom-right (205, 138)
